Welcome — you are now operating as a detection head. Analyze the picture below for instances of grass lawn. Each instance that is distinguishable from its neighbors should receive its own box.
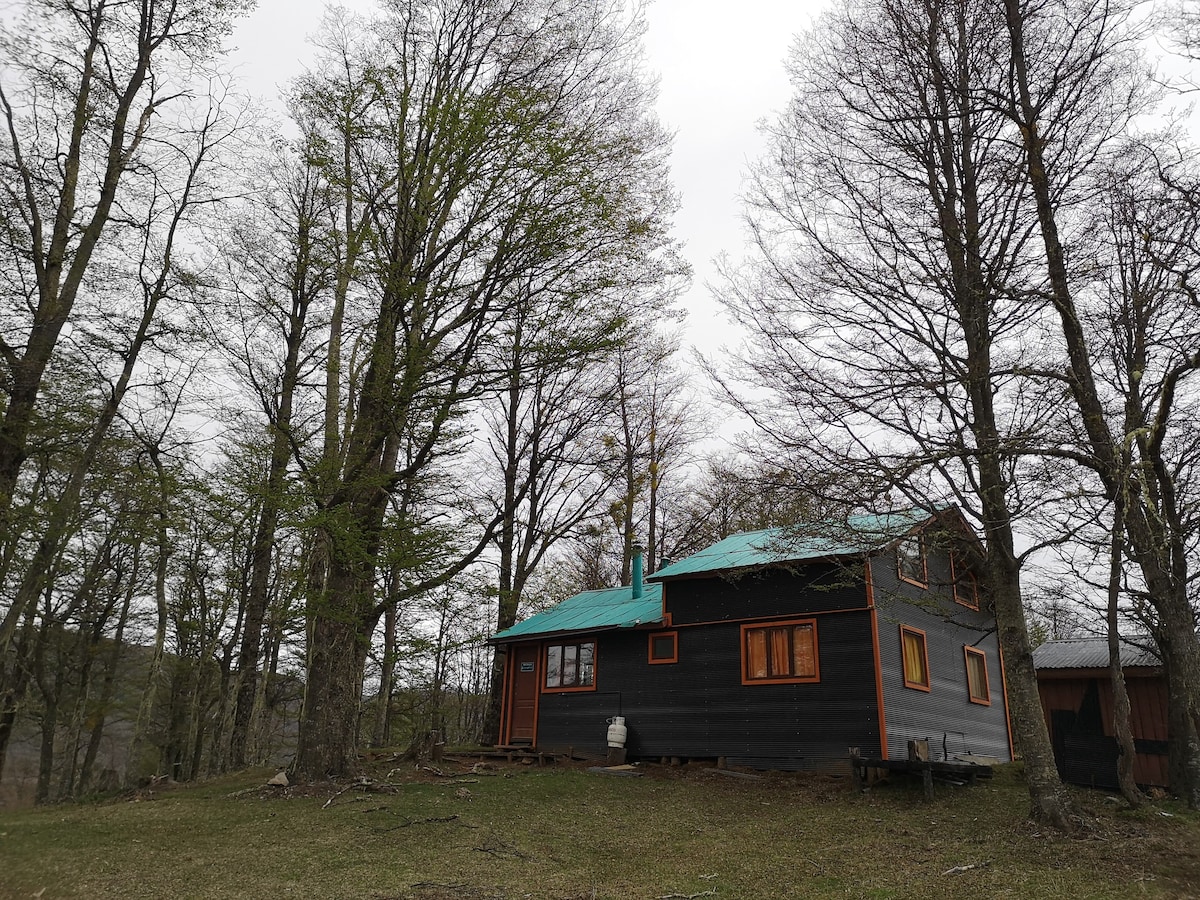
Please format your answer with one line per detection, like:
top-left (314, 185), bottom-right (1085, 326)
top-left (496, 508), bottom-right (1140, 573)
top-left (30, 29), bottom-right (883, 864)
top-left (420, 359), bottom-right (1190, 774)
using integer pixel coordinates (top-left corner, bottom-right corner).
top-left (0, 757), bottom-right (1197, 899)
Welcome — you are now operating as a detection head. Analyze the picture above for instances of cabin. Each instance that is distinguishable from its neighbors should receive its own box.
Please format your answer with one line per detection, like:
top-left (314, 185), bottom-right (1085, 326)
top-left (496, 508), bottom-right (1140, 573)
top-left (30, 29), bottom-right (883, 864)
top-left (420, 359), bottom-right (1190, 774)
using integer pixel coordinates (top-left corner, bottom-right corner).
top-left (492, 508), bottom-right (1012, 770)
top-left (1033, 637), bottom-right (1168, 789)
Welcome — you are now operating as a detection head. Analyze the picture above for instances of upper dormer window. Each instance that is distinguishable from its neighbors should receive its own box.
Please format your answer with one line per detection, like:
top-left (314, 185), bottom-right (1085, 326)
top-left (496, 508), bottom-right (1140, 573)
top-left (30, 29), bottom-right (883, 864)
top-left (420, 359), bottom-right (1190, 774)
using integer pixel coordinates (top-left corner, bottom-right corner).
top-left (897, 535), bottom-right (927, 586)
top-left (954, 568), bottom-right (980, 609)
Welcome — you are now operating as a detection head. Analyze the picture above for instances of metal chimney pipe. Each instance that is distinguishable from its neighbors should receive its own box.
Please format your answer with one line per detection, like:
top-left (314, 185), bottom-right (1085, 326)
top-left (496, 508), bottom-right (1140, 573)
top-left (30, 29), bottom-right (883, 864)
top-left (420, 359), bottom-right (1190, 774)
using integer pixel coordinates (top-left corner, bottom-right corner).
top-left (631, 543), bottom-right (644, 599)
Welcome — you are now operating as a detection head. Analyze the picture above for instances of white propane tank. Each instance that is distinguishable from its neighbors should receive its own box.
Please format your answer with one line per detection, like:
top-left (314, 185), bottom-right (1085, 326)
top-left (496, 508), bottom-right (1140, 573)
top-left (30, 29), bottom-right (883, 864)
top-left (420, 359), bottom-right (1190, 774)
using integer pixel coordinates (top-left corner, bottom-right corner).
top-left (606, 716), bottom-right (628, 748)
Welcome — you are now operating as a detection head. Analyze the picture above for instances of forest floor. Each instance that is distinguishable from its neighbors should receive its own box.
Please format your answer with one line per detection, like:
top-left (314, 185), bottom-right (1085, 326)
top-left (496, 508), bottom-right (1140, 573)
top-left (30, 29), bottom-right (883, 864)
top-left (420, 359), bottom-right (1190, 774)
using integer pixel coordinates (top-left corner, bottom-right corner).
top-left (0, 753), bottom-right (1198, 899)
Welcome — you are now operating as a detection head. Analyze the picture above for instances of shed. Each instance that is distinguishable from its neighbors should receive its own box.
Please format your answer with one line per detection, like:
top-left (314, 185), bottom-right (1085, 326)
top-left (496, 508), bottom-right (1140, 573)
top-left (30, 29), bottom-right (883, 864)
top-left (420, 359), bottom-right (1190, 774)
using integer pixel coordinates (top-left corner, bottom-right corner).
top-left (1033, 637), bottom-right (1167, 789)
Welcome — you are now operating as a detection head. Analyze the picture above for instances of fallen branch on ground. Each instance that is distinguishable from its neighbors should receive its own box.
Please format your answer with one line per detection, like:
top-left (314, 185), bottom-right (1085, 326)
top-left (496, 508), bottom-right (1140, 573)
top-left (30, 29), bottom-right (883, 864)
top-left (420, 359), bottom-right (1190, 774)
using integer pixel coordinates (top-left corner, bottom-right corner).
top-left (942, 861), bottom-right (990, 876)
top-left (367, 814), bottom-right (461, 833)
top-left (322, 778), bottom-right (404, 809)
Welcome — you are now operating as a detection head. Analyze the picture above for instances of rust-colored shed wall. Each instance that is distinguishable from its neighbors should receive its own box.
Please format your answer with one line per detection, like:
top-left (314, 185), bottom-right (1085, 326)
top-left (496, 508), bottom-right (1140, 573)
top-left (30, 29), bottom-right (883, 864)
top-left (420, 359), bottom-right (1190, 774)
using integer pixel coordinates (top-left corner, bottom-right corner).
top-left (1037, 671), bottom-right (1168, 789)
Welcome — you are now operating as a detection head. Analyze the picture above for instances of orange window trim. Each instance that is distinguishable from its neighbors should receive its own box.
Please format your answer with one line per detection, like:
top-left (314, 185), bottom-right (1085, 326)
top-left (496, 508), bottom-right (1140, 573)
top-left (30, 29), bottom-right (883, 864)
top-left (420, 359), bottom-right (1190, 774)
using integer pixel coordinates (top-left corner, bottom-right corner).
top-left (897, 535), bottom-right (928, 588)
top-left (740, 618), bottom-right (820, 685)
top-left (499, 646), bottom-right (513, 746)
top-left (964, 645), bottom-right (991, 705)
top-left (951, 556), bottom-right (980, 610)
top-left (648, 631), bottom-right (679, 664)
top-left (541, 640), bottom-right (599, 694)
top-left (866, 561), bottom-right (888, 759)
top-left (997, 640), bottom-right (1014, 759)
top-left (900, 625), bottom-right (931, 692)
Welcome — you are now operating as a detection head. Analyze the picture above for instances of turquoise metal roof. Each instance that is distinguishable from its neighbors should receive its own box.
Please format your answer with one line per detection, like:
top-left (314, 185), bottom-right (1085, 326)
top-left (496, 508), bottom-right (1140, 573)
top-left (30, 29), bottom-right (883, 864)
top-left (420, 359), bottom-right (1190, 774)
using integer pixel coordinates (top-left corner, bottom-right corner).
top-left (492, 508), bottom-right (941, 642)
top-left (648, 509), bottom-right (935, 580)
top-left (492, 582), bottom-right (664, 642)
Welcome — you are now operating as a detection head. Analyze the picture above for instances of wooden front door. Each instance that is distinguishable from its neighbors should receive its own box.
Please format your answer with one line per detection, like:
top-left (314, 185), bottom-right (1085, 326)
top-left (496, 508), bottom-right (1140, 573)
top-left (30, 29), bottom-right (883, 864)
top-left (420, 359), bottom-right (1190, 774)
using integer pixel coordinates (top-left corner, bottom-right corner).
top-left (507, 643), bottom-right (540, 745)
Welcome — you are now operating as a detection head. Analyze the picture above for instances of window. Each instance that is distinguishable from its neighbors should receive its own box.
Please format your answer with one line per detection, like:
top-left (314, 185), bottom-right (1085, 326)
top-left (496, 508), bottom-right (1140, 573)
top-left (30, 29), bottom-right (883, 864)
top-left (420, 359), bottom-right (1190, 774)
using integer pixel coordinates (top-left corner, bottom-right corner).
top-left (741, 619), bottom-right (819, 684)
top-left (897, 535), bottom-right (927, 586)
top-left (952, 557), bottom-right (980, 609)
top-left (648, 631), bottom-right (678, 664)
top-left (964, 646), bottom-right (990, 705)
top-left (900, 625), bottom-right (930, 691)
top-left (544, 641), bottom-right (595, 691)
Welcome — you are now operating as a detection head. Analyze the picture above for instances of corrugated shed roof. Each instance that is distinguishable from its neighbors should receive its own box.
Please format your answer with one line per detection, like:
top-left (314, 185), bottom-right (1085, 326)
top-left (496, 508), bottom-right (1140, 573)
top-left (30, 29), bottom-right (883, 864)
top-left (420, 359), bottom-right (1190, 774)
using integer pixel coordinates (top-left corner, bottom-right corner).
top-left (1033, 637), bottom-right (1160, 670)
top-left (491, 582), bottom-right (663, 642)
top-left (647, 508), bottom-right (936, 580)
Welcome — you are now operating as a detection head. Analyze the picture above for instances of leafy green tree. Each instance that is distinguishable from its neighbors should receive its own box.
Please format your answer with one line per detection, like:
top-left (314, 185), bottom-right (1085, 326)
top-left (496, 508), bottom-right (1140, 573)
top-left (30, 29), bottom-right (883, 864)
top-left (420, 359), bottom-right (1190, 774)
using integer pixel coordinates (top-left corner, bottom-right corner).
top-left (288, 0), bottom-right (680, 780)
top-left (0, 0), bottom-right (250, 549)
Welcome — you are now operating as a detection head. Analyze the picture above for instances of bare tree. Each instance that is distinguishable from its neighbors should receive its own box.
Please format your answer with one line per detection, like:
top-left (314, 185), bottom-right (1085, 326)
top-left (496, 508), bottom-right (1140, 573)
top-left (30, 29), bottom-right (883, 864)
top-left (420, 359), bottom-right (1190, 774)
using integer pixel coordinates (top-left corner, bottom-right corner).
top-left (203, 132), bottom-right (339, 770)
top-left (720, 0), bottom-right (1077, 826)
top-left (996, 0), bottom-right (1200, 805)
top-left (605, 336), bottom-right (698, 581)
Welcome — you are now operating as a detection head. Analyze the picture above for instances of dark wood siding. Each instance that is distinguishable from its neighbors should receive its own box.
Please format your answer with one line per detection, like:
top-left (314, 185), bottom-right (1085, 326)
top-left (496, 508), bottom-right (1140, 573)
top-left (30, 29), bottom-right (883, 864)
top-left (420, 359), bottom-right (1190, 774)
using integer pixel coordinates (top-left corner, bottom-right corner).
top-left (871, 552), bottom-right (1012, 762)
top-left (1037, 672), bottom-right (1168, 789)
top-left (534, 608), bottom-right (881, 770)
top-left (662, 562), bottom-right (869, 626)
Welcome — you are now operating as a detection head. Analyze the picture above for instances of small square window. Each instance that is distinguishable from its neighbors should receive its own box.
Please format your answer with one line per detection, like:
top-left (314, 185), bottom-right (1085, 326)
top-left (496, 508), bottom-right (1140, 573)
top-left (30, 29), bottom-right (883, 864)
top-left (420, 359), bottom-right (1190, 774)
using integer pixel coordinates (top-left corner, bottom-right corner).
top-left (648, 631), bottom-right (678, 664)
top-left (964, 646), bottom-right (990, 704)
top-left (901, 625), bottom-right (930, 691)
top-left (897, 535), bottom-right (927, 586)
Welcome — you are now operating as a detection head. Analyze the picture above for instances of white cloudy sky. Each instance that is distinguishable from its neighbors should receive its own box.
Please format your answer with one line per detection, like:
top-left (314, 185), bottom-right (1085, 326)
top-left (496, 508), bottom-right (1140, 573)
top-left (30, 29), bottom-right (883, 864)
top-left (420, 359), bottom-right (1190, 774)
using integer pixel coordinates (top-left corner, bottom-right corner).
top-left (227, 0), bottom-right (831, 362)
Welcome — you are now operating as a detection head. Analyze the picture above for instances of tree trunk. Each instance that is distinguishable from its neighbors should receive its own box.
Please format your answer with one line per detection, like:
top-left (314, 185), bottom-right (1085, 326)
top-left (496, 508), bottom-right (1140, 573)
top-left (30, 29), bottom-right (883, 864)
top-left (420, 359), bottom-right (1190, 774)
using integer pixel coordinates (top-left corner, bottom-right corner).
top-left (33, 626), bottom-right (66, 805)
top-left (0, 606), bottom-right (38, 784)
top-left (79, 576), bottom-right (134, 796)
top-left (1106, 503), bottom-right (1144, 807)
top-left (987, 518), bottom-right (1074, 828)
top-left (916, 2), bottom-right (1075, 828)
top-left (35, 694), bottom-right (58, 806)
top-left (1159, 623), bottom-right (1200, 805)
top-left (484, 360), bottom-right (523, 746)
top-left (371, 601), bottom-right (397, 748)
top-left (292, 605), bottom-right (371, 779)
top-left (1002, 0), bottom-right (1200, 808)
top-left (231, 289), bottom-right (306, 769)
top-left (126, 450), bottom-right (172, 784)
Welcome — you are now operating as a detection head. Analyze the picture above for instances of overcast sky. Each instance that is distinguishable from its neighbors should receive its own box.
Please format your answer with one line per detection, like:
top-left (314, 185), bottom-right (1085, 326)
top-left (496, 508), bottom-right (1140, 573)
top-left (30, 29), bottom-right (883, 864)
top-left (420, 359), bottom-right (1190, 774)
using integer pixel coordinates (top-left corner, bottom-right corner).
top-left (228, 0), bottom-right (829, 361)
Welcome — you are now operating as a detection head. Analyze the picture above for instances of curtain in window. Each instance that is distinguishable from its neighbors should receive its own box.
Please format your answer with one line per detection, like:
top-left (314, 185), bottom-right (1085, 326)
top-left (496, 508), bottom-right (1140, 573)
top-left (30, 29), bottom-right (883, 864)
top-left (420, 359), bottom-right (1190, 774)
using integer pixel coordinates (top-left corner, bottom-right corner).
top-left (746, 629), bottom-right (768, 679)
top-left (902, 630), bottom-right (927, 686)
top-left (792, 624), bottom-right (816, 678)
top-left (966, 649), bottom-right (988, 700)
top-left (769, 627), bottom-right (790, 676)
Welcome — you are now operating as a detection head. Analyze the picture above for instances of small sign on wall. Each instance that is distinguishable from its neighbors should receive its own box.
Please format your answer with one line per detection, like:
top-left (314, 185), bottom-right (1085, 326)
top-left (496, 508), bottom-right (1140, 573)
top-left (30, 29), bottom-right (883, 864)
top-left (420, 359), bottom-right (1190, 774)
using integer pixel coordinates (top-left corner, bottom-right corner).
top-left (520, 662), bottom-right (535, 673)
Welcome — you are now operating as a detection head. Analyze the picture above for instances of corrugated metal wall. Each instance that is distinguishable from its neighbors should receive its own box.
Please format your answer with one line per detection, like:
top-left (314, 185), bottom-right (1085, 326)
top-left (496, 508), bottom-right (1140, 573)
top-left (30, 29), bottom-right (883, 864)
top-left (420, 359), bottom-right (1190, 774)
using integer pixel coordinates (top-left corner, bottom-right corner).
top-left (665, 562), bottom-right (868, 625)
top-left (871, 554), bottom-right (1012, 762)
top-left (530, 550), bottom-right (1012, 770)
top-left (534, 605), bottom-right (881, 770)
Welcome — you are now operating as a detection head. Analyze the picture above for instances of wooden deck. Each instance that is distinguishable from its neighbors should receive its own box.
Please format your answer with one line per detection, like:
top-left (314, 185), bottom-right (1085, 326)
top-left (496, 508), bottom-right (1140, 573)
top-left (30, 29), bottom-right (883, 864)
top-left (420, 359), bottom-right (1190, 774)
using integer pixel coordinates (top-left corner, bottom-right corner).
top-left (850, 746), bottom-right (992, 798)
